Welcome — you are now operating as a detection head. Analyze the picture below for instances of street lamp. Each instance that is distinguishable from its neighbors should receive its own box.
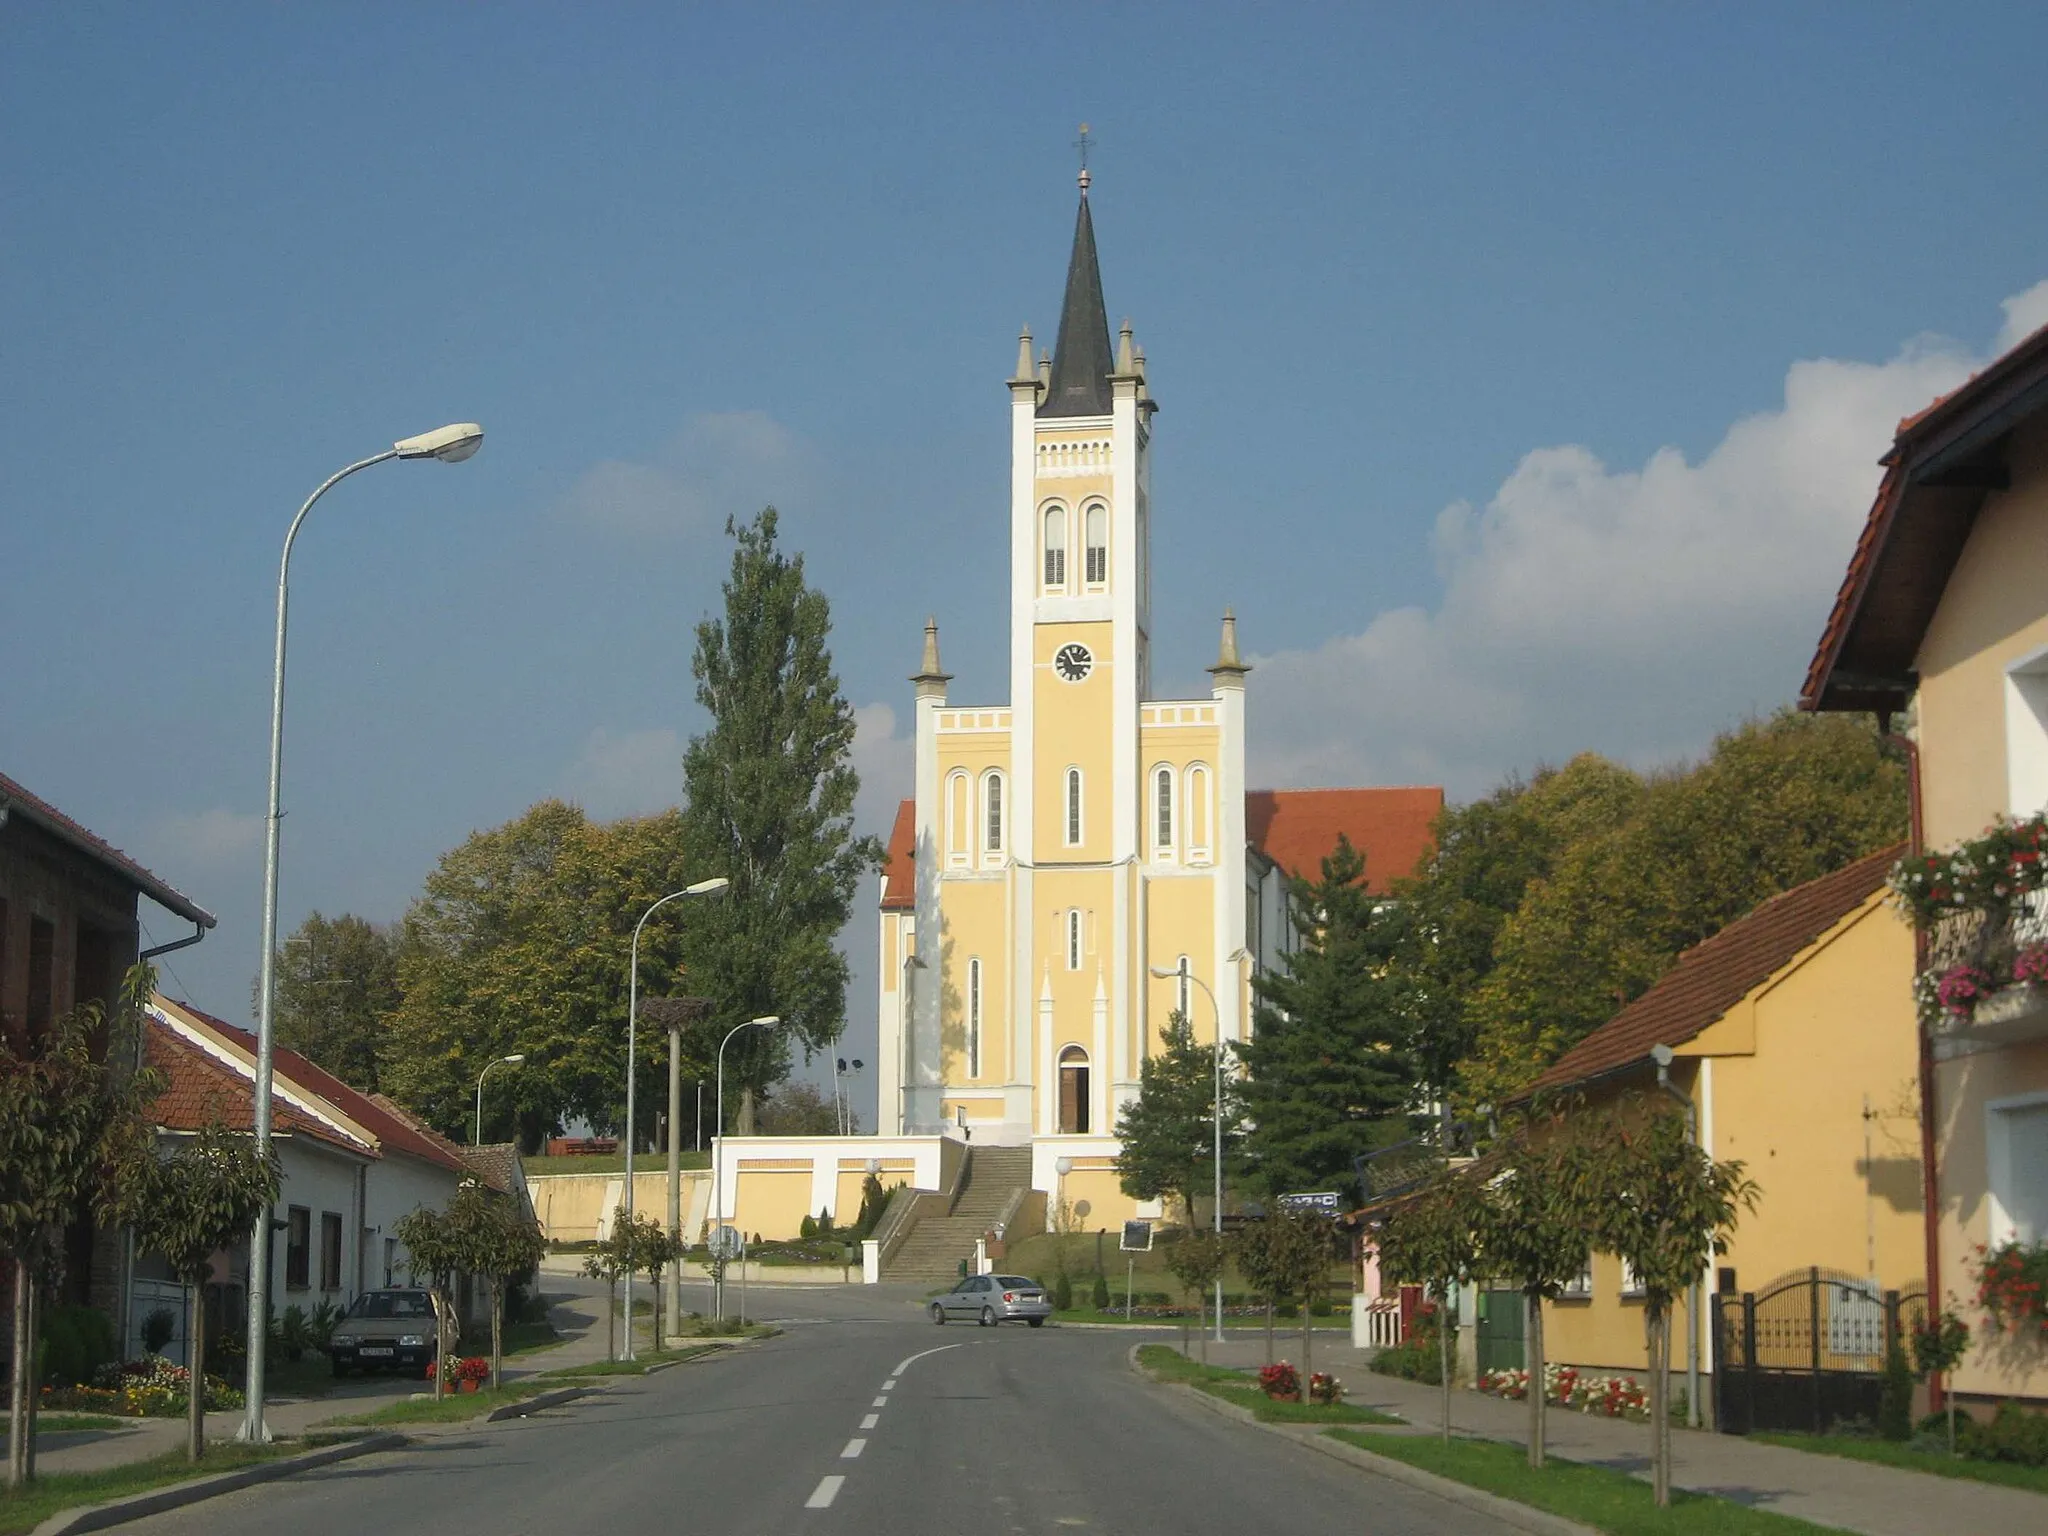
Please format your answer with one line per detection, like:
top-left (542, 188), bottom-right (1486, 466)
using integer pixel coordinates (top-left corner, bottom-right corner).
top-left (475, 1054), bottom-right (525, 1145)
top-left (1152, 952), bottom-right (1247, 1345)
top-left (1650, 1042), bottom-right (1703, 1429)
top-left (714, 1015), bottom-right (782, 1320)
top-left (622, 878), bottom-right (729, 1356)
top-left (243, 422), bottom-right (484, 1445)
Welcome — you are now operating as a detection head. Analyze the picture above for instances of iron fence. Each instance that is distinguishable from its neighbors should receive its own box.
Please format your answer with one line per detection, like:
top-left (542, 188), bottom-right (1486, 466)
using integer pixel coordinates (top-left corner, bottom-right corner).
top-left (1712, 1267), bottom-right (1925, 1435)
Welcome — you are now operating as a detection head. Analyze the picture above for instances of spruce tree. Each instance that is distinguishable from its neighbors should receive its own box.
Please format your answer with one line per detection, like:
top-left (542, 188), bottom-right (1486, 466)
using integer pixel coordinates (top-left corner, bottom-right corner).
top-left (678, 508), bottom-right (881, 1120)
top-left (1113, 1010), bottom-right (1245, 1229)
top-left (1239, 835), bottom-right (1418, 1199)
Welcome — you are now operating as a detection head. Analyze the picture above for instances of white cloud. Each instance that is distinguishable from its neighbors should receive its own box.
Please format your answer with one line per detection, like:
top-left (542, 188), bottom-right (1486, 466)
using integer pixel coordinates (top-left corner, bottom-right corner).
top-left (1249, 285), bottom-right (2048, 798)
top-left (150, 807), bottom-right (265, 869)
top-left (1998, 279), bottom-right (2048, 353)
top-left (561, 727), bottom-right (682, 819)
top-left (560, 411), bottom-right (811, 537)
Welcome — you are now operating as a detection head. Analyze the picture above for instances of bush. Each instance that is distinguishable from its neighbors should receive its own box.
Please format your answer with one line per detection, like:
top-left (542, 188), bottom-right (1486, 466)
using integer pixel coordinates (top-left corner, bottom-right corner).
top-left (274, 1304), bottom-right (310, 1362)
top-left (141, 1307), bottom-right (177, 1356)
top-left (1309, 1299), bottom-right (1333, 1318)
top-left (307, 1300), bottom-right (341, 1352)
top-left (1091, 1272), bottom-right (1110, 1310)
top-left (799, 1214), bottom-right (817, 1239)
top-left (39, 1305), bottom-right (116, 1388)
top-left (1948, 1401), bottom-right (2048, 1466)
top-left (1053, 1270), bottom-right (1074, 1311)
top-left (1878, 1342), bottom-right (1914, 1441)
top-left (1368, 1337), bottom-right (1442, 1382)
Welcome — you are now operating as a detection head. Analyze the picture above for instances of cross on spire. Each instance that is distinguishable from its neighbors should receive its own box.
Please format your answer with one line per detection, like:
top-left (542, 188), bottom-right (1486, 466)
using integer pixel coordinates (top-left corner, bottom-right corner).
top-left (1073, 122), bottom-right (1094, 191)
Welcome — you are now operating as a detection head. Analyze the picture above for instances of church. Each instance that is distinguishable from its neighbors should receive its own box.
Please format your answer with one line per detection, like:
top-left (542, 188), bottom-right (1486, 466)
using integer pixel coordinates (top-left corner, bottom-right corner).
top-left (870, 171), bottom-right (1443, 1225)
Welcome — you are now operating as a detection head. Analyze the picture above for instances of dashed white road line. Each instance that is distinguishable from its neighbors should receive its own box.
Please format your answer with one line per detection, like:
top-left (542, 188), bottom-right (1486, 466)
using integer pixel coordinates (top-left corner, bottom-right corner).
top-left (881, 1378), bottom-right (897, 1391)
top-left (871, 1396), bottom-right (888, 1408)
top-left (841, 1438), bottom-right (867, 1459)
top-left (892, 1343), bottom-right (961, 1376)
top-left (806, 1476), bottom-right (845, 1509)
top-left (859, 1413), bottom-right (879, 1429)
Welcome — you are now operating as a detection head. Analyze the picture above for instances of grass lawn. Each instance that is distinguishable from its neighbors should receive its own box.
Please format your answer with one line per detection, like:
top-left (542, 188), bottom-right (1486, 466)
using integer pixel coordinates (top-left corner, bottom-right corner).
top-left (0, 1441), bottom-right (297, 1536)
top-left (1136, 1345), bottom-right (1402, 1427)
top-left (319, 1382), bottom-right (549, 1427)
top-left (1749, 1430), bottom-right (2048, 1496)
top-left (27, 1414), bottom-right (136, 1436)
top-left (541, 1345), bottom-right (722, 1378)
top-left (1330, 1432), bottom-right (1847, 1535)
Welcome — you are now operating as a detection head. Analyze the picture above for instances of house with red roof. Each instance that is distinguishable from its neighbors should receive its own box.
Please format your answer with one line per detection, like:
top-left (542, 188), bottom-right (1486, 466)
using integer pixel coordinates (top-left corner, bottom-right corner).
top-left (1510, 847), bottom-right (1922, 1429)
top-left (1803, 311), bottom-right (2048, 1410)
top-left (132, 996), bottom-right (472, 1366)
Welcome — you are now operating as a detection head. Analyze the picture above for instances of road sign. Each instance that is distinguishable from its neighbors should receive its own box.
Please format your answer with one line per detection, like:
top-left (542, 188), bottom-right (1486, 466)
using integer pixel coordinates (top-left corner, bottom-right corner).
top-left (1276, 1191), bottom-right (1342, 1217)
top-left (709, 1224), bottom-right (745, 1260)
top-left (1120, 1219), bottom-right (1153, 1252)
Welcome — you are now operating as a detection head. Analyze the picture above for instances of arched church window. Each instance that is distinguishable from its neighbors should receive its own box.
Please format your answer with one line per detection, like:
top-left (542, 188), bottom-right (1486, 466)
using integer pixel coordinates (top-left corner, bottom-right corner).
top-left (945, 769), bottom-right (970, 868)
top-left (1084, 503), bottom-right (1108, 586)
top-left (1058, 1044), bottom-right (1090, 1134)
top-left (1065, 767), bottom-right (1083, 847)
top-left (1043, 505), bottom-right (1067, 591)
top-left (982, 771), bottom-right (1004, 860)
top-left (1154, 765), bottom-right (1174, 855)
top-left (1186, 764), bottom-right (1210, 863)
top-left (967, 957), bottom-right (982, 1079)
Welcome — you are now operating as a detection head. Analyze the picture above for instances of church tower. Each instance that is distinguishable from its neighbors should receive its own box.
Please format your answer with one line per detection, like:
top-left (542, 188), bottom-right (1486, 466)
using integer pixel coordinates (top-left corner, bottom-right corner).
top-left (878, 169), bottom-right (1252, 1221)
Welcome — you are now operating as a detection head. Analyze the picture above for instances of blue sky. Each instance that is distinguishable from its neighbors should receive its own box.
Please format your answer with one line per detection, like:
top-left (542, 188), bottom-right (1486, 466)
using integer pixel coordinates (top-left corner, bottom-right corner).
top-left (6, 4), bottom-right (2047, 1121)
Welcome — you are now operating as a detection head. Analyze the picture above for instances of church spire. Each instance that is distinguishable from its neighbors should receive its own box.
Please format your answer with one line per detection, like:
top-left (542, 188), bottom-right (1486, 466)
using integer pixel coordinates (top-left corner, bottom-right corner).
top-left (1039, 173), bottom-right (1115, 418)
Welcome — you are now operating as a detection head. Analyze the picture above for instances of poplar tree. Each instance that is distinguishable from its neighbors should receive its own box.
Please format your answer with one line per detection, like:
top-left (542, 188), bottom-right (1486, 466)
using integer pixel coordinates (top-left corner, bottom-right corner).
top-left (677, 508), bottom-right (880, 1122)
top-left (1239, 836), bottom-right (1418, 1199)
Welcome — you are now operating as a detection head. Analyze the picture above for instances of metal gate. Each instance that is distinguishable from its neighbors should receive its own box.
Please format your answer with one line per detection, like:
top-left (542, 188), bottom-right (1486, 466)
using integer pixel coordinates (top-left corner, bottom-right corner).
top-left (1476, 1288), bottom-right (1526, 1375)
top-left (1712, 1268), bottom-right (1925, 1435)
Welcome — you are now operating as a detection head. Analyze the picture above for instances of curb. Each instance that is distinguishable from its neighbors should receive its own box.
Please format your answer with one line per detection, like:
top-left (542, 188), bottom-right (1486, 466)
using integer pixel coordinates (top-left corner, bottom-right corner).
top-left (1125, 1347), bottom-right (1595, 1536)
top-left (31, 1432), bottom-right (407, 1536)
top-left (486, 1385), bottom-right (594, 1422)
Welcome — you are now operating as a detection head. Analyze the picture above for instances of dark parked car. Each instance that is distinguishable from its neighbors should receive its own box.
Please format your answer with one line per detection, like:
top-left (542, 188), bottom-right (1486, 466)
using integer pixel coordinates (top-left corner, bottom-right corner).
top-left (930, 1274), bottom-right (1051, 1327)
top-left (328, 1288), bottom-right (439, 1376)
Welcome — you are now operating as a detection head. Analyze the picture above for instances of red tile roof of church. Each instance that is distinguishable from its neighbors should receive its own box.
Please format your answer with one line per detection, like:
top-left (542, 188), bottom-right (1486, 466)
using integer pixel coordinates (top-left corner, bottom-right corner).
top-left (1245, 786), bottom-right (1444, 891)
top-left (880, 799), bottom-right (918, 911)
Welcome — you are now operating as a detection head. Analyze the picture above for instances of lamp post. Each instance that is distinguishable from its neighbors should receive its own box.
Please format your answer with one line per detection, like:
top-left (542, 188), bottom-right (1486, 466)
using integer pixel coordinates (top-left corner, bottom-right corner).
top-left (1152, 953), bottom-right (1247, 1346)
top-left (242, 422), bottom-right (483, 1445)
top-left (475, 1054), bottom-right (525, 1145)
top-left (621, 880), bottom-right (729, 1357)
top-left (1650, 1043), bottom-right (1704, 1429)
top-left (715, 1015), bottom-right (782, 1320)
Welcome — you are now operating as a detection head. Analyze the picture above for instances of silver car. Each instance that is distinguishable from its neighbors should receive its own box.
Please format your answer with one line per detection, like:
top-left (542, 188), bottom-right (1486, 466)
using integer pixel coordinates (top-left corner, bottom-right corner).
top-left (930, 1274), bottom-right (1052, 1327)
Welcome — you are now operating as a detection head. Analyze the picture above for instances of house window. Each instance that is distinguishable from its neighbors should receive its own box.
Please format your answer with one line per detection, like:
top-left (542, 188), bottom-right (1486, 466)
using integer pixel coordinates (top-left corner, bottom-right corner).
top-left (1988, 1094), bottom-right (2048, 1246)
top-left (1065, 768), bottom-right (1083, 846)
top-left (1043, 505), bottom-right (1068, 591)
top-left (1084, 503), bottom-right (1108, 586)
top-left (1067, 911), bottom-right (1083, 971)
top-left (2007, 649), bottom-right (2048, 816)
top-left (983, 771), bottom-right (1004, 859)
top-left (1176, 957), bottom-right (1191, 1020)
top-left (285, 1206), bottom-right (311, 1291)
top-left (1620, 1258), bottom-right (1644, 1299)
top-left (1154, 766), bottom-right (1174, 854)
top-left (1058, 1045), bottom-right (1091, 1134)
top-left (967, 958), bottom-right (982, 1079)
top-left (26, 916), bottom-right (54, 1037)
top-left (320, 1211), bottom-right (343, 1291)
top-left (1559, 1262), bottom-right (1592, 1300)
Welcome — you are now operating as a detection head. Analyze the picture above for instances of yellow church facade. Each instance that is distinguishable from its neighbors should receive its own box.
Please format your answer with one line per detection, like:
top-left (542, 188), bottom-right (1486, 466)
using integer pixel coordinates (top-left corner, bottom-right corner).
top-left (869, 176), bottom-right (1444, 1225)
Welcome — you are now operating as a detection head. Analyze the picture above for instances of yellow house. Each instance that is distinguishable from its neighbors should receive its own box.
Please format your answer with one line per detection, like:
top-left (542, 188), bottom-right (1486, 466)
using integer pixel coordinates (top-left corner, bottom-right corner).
top-left (1804, 316), bottom-right (2048, 1408)
top-left (867, 170), bottom-right (1442, 1228)
top-left (1523, 846), bottom-right (1923, 1398)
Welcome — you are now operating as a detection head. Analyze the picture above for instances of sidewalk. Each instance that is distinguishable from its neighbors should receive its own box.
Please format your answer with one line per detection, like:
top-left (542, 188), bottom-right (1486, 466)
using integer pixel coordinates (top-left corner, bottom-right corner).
top-left (1186, 1339), bottom-right (2040, 1536)
top-left (23, 1281), bottom-right (620, 1479)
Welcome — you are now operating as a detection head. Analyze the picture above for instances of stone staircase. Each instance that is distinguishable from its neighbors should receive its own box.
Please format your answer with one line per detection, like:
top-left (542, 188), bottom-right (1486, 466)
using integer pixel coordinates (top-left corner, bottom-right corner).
top-left (883, 1147), bottom-right (1035, 1284)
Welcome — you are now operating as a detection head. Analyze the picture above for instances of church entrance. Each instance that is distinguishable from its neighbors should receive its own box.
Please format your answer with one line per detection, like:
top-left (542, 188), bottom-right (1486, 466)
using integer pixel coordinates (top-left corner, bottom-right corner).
top-left (1058, 1045), bottom-right (1090, 1134)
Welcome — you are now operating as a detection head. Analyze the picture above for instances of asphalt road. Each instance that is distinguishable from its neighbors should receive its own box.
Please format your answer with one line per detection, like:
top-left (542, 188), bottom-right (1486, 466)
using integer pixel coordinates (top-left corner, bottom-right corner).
top-left (125, 1283), bottom-right (1513, 1536)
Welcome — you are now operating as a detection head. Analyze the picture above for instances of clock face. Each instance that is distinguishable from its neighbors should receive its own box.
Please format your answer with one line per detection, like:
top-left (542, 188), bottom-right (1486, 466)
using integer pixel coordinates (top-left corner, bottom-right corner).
top-left (1053, 642), bottom-right (1094, 682)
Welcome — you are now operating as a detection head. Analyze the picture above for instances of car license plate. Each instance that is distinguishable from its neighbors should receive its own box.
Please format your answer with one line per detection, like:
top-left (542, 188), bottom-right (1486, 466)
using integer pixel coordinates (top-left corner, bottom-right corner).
top-left (360, 1347), bottom-right (393, 1357)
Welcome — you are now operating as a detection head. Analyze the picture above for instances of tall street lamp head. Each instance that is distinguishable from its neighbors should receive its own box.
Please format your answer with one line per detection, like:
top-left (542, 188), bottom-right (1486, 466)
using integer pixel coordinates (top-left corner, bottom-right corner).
top-left (501, 1053), bottom-right (526, 1066)
top-left (749, 1014), bottom-right (782, 1028)
top-left (686, 876), bottom-right (731, 897)
top-left (1148, 965), bottom-right (1182, 980)
top-left (393, 422), bottom-right (485, 463)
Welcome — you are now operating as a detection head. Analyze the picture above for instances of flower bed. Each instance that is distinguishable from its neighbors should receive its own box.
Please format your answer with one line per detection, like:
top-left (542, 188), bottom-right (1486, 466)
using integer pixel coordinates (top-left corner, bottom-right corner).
top-left (1477, 1364), bottom-right (1648, 1420)
top-left (427, 1355), bottom-right (492, 1388)
top-left (38, 1355), bottom-right (243, 1417)
top-left (1258, 1361), bottom-right (1300, 1400)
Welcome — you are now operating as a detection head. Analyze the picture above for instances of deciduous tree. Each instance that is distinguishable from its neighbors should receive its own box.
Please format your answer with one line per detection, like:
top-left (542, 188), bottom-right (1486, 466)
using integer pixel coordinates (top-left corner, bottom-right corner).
top-left (131, 1122), bottom-right (280, 1460)
top-left (1373, 1166), bottom-right (1484, 1443)
top-left (262, 912), bottom-right (401, 1093)
top-left (675, 509), bottom-right (881, 1126)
